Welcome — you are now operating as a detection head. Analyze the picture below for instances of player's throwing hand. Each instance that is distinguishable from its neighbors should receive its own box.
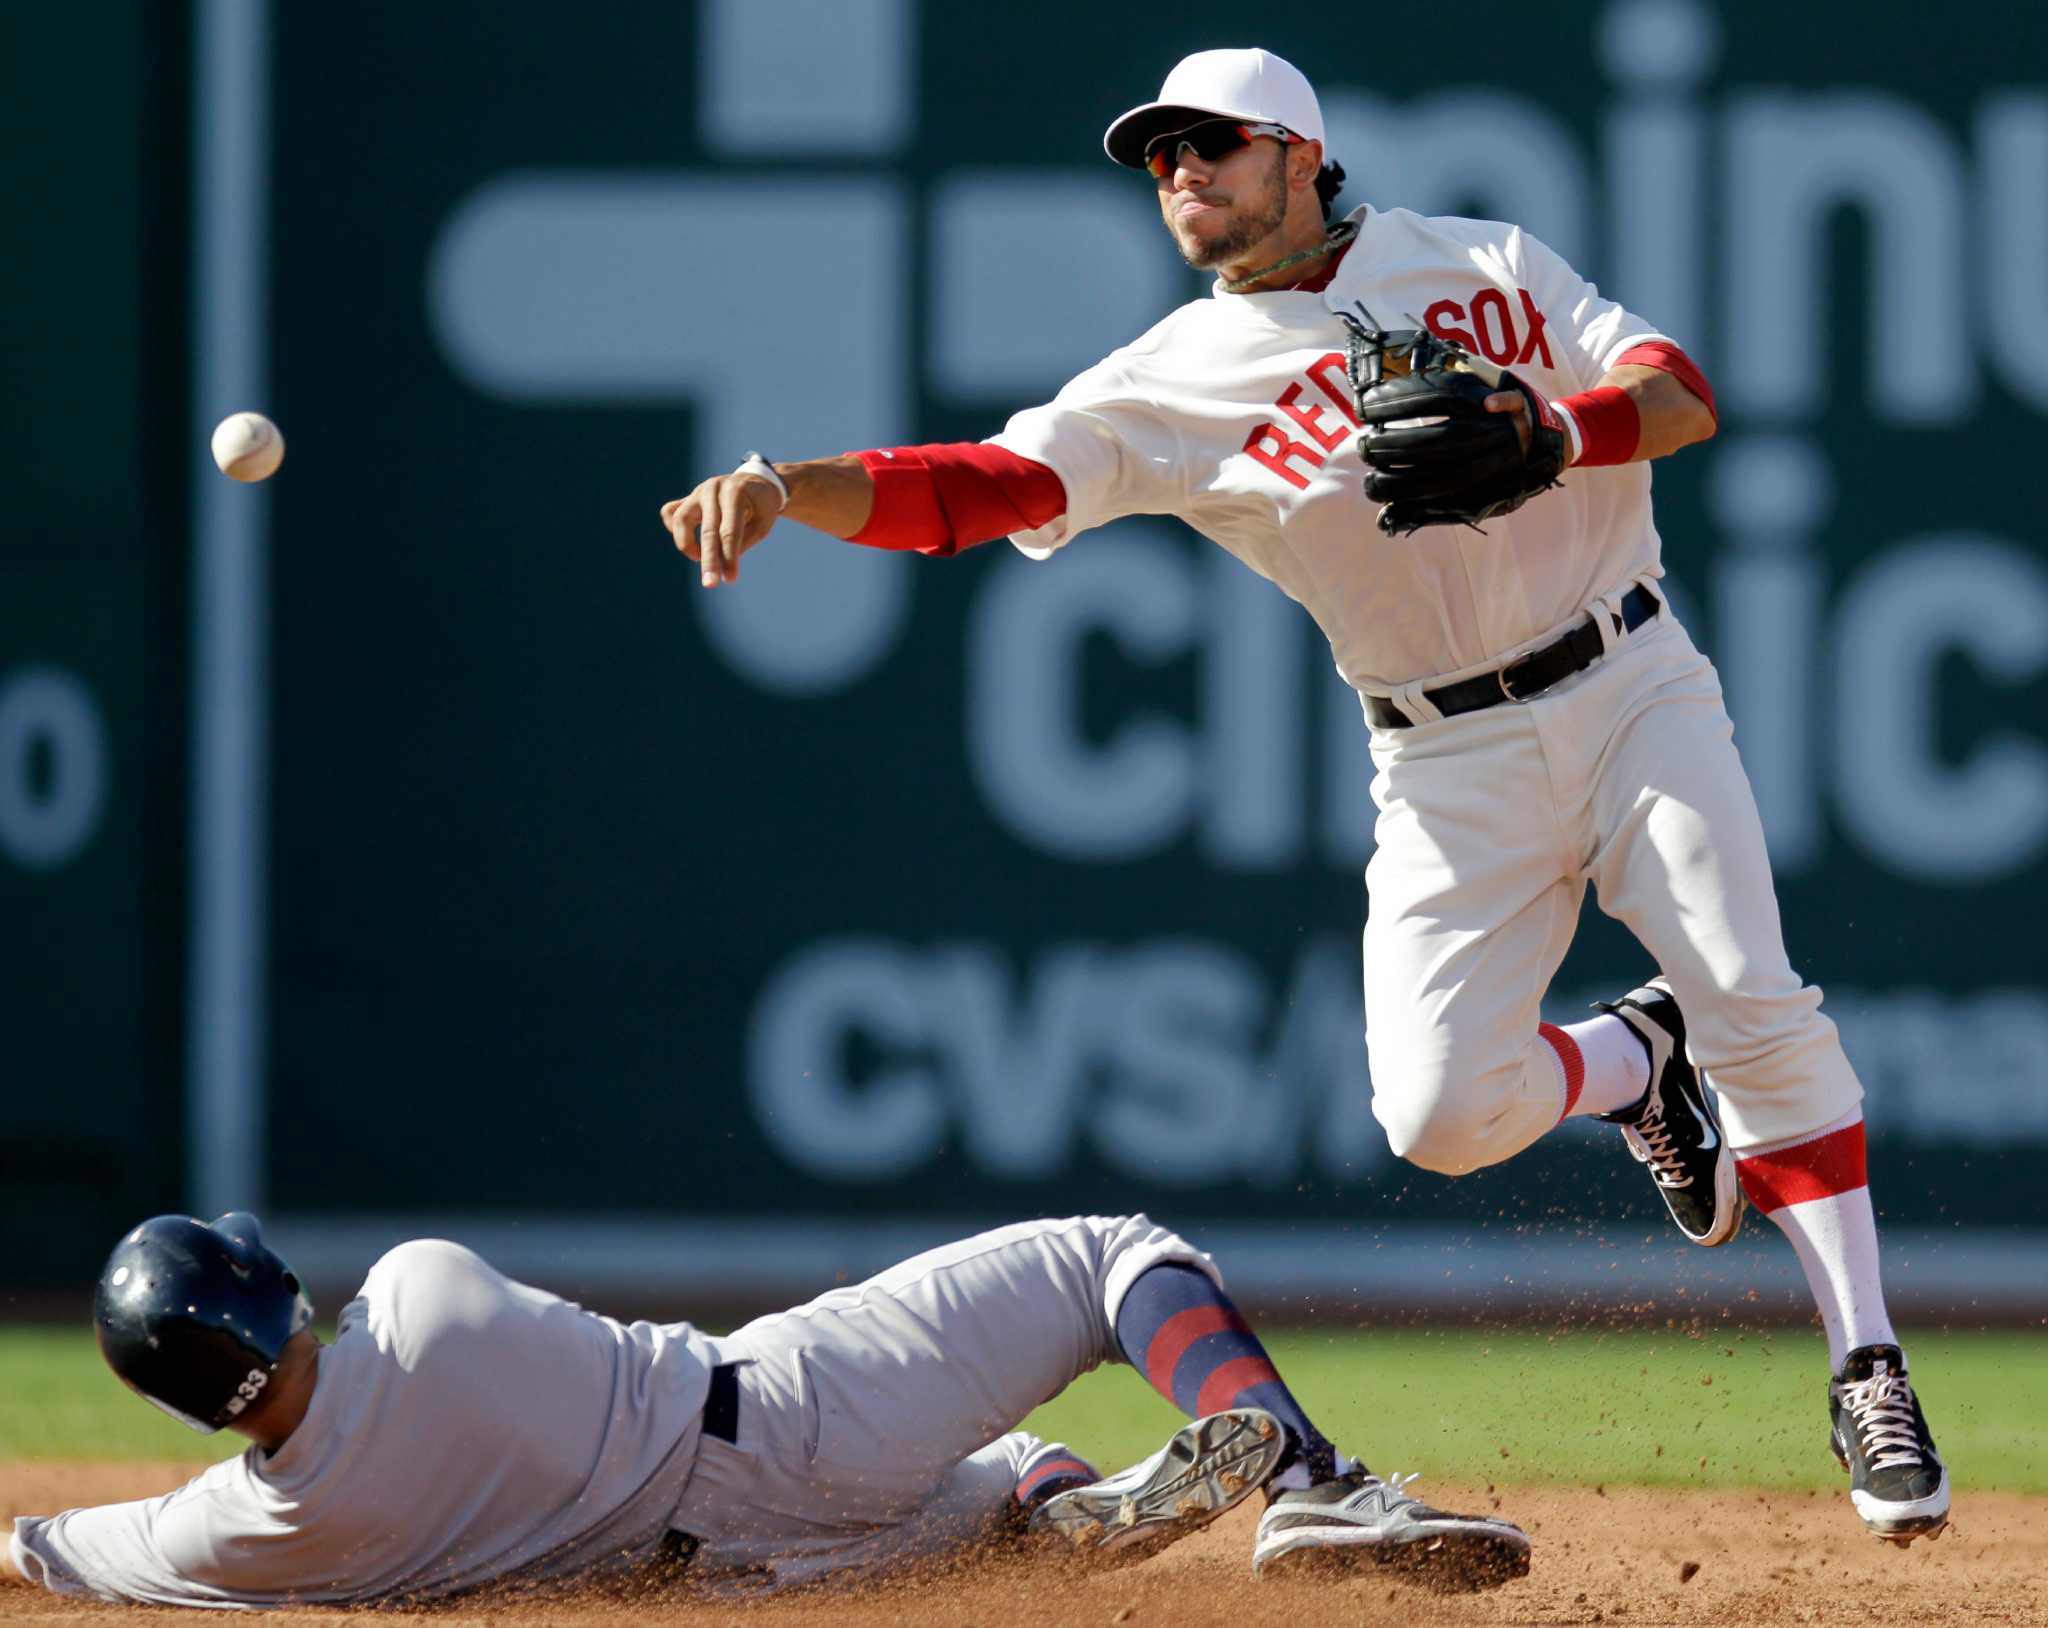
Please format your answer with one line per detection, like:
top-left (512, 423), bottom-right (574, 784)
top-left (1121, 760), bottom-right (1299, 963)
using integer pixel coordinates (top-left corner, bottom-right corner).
top-left (660, 451), bottom-right (879, 587)
top-left (661, 453), bottom-right (787, 588)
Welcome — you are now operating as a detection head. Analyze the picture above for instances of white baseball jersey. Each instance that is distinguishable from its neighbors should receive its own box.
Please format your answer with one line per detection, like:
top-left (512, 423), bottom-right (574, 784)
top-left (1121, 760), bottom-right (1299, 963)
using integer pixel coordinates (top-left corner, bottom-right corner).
top-left (11, 1241), bottom-right (722, 1607)
top-left (989, 201), bottom-right (1862, 1163)
top-left (989, 203), bottom-right (1671, 691)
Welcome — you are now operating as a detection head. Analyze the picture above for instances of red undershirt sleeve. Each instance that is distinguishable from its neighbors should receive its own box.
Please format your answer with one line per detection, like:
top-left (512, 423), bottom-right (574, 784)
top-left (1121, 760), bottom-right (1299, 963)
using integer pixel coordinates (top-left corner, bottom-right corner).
top-left (847, 443), bottom-right (1068, 556)
top-left (1612, 341), bottom-right (1717, 425)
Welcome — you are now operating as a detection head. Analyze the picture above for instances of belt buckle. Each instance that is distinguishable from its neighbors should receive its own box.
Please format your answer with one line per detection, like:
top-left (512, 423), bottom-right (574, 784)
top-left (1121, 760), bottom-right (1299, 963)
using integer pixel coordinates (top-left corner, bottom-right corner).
top-left (1497, 657), bottom-right (1537, 702)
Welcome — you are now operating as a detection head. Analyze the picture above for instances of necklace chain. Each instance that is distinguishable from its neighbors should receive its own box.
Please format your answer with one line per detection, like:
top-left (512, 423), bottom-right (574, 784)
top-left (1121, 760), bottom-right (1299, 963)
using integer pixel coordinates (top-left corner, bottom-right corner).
top-left (1220, 220), bottom-right (1360, 294)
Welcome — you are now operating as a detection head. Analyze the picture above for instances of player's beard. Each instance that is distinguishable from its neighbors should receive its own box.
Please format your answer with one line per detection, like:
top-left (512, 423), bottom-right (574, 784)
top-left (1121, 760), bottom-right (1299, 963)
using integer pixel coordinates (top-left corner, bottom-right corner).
top-left (1171, 146), bottom-right (1290, 270)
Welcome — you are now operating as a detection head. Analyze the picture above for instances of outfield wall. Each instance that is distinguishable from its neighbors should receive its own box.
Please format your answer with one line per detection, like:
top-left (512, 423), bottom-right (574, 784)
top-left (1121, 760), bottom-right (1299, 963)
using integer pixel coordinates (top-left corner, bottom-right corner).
top-left (5, 0), bottom-right (2045, 1309)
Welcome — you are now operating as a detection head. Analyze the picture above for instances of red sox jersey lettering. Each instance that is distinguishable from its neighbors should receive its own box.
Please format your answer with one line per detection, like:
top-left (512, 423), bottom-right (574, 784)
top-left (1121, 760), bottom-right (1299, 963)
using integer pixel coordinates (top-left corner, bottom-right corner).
top-left (1239, 283), bottom-right (1557, 496)
top-left (1424, 287), bottom-right (1555, 368)
top-left (1242, 354), bottom-right (1358, 490)
top-left (989, 204), bottom-right (1674, 687)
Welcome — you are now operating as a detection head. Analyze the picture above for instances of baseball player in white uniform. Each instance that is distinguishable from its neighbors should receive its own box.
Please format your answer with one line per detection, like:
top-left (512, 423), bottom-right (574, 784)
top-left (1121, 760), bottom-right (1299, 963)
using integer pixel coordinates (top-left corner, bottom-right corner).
top-left (4, 1211), bottom-right (1527, 1606)
top-left (660, 48), bottom-right (1948, 1544)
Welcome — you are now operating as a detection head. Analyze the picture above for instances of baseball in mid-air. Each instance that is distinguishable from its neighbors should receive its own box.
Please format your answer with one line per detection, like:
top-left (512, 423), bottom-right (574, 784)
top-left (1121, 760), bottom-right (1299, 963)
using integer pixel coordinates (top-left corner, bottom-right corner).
top-left (210, 411), bottom-right (285, 482)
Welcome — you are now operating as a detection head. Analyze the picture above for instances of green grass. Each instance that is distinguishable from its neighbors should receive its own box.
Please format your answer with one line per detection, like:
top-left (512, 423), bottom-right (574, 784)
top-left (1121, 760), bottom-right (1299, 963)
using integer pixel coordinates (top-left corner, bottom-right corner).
top-left (1023, 1327), bottom-right (2048, 1493)
top-left (3, 1327), bottom-right (2041, 1493)
top-left (0, 1330), bottom-right (245, 1465)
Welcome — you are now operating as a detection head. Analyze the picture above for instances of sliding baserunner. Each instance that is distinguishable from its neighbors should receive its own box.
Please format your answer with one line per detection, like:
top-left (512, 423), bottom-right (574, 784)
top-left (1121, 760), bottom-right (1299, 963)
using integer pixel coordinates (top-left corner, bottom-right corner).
top-left (6, 1211), bottom-right (1527, 1605)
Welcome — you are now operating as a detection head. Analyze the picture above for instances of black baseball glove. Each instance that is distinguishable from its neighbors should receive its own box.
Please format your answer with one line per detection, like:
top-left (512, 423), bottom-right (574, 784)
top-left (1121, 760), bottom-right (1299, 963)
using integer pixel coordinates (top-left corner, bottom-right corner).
top-left (1341, 320), bottom-right (1568, 536)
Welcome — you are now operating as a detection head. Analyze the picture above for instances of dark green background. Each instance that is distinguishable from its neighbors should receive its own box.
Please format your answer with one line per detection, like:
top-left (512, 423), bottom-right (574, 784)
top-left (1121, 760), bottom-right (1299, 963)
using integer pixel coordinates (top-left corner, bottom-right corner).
top-left (1, 6), bottom-right (184, 1286)
top-left (7, 2), bottom-right (2044, 1282)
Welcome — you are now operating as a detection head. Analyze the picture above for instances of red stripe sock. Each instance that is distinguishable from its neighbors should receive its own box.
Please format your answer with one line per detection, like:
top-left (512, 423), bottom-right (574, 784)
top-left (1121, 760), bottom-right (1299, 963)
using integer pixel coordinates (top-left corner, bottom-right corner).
top-left (1195, 1356), bottom-right (1284, 1419)
top-left (1540, 1022), bottom-right (1586, 1119)
top-left (1734, 1116), bottom-right (1894, 1367)
top-left (1737, 1119), bottom-right (1868, 1213)
top-left (1115, 1263), bottom-right (1337, 1482)
top-left (1015, 1454), bottom-right (1097, 1509)
top-left (1142, 1305), bottom-right (1251, 1399)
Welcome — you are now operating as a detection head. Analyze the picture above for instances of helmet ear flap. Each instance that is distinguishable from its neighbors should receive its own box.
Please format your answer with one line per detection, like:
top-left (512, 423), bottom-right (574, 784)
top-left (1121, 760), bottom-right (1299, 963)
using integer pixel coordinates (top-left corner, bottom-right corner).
top-left (95, 1215), bottom-right (315, 1432)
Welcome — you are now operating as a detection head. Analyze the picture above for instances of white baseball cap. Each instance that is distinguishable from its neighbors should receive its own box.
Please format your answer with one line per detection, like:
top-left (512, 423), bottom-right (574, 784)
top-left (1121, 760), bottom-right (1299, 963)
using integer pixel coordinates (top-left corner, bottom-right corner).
top-left (1103, 47), bottom-right (1325, 169)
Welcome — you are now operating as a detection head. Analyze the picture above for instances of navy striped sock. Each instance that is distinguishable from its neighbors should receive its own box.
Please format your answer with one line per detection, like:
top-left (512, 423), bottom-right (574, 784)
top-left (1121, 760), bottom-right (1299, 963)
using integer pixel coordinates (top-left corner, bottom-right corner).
top-left (1014, 1445), bottom-right (1099, 1512)
top-left (1114, 1263), bottom-right (1338, 1483)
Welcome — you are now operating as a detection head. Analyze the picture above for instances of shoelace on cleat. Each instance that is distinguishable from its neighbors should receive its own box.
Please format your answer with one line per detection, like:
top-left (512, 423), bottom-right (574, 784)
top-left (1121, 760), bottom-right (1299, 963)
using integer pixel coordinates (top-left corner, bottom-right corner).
top-left (1621, 1100), bottom-right (1695, 1189)
top-left (1344, 1470), bottom-right (1423, 1510)
top-left (1354, 1471), bottom-right (1507, 1528)
top-left (1288, 1468), bottom-right (1416, 1505)
top-left (1842, 1371), bottom-right (1931, 1473)
top-left (1283, 1470), bottom-right (1516, 1536)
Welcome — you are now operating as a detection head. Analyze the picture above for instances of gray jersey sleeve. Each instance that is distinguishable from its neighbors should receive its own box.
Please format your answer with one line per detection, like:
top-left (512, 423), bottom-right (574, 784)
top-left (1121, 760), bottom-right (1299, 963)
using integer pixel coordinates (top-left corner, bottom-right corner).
top-left (11, 1460), bottom-right (265, 1610)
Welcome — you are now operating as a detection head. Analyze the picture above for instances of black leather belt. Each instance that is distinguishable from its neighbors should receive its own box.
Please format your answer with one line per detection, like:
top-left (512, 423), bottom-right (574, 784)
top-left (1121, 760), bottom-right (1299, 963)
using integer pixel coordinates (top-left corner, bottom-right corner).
top-left (702, 1361), bottom-right (740, 1444)
top-left (656, 1363), bottom-right (745, 1574)
top-left (1366, 584), bottom-right (1661, 730)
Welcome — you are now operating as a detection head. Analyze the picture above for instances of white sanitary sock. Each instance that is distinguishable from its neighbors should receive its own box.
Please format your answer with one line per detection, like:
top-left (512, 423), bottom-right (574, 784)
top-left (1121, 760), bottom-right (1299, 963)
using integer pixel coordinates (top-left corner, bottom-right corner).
top-left (1537, 1016), bottom-right (1651, 1121)
top-left (1736, 1114), bottom-right (1899, 1371)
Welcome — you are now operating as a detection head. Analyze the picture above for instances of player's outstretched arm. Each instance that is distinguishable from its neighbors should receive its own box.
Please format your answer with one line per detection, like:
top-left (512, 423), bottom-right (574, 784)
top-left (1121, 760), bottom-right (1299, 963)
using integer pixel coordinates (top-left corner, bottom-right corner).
top-left (660, 454), bottom-right (875, 588)
top-left (1587, 363), bottom-right (1716, 461)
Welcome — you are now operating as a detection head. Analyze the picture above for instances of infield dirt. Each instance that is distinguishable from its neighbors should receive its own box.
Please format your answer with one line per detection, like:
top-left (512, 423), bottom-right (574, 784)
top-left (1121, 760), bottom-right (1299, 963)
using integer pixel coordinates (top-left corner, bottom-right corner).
top-left (1, 1464), bottom-right (2039, 1626)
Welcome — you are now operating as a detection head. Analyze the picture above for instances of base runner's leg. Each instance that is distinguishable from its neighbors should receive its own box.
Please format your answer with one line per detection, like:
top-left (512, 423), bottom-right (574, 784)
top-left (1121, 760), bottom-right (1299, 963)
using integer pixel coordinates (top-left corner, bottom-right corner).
top-left (1026, 1410), bottom-right (1290, 1565)
top-left (671, 1215), bottom-right (1238, 1578)
top-left (1109, 1263), bottom-right (1340, 1487)
top-left (1012, 1438), bottom-right (1100, 1514)
top-left (1029, 1258), bottom-right (1348, 1562)
top-left (1056, 1258), bottom-right (1528, 1587)
top-left (1585, 622), bottom-right (1946, 1539)
top-left (742, 1434), bottom-right (1089, 1590)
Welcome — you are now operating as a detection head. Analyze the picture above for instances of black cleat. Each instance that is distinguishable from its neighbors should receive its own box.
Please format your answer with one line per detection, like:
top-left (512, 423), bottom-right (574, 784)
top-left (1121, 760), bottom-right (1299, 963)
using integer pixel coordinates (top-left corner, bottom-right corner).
top-left (1252, 1468), bottom-right (1531, 1590)
top-left (1831, 1344), bottom-right (1950, 1544)
top-left (1595, 979), bottom-right (1743, 1246)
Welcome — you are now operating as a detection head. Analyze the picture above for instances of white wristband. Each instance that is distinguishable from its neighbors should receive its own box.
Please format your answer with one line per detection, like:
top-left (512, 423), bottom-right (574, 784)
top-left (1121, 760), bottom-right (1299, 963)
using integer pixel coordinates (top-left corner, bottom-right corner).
top-left (735, 451), bottom-right (789, 505)
top-left (1552, 402), bottom-right (1585, 467)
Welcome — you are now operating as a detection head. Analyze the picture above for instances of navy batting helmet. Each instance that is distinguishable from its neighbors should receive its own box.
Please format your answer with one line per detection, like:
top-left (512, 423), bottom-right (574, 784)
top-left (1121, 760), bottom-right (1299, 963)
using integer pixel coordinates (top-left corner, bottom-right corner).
top-left (94, 1213), bottom-right (315, 1433)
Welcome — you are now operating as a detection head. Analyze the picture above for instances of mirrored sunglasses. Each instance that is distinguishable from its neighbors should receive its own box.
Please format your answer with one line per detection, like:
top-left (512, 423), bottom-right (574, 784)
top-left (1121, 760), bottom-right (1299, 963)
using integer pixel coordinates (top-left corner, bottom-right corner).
top-left (1144, 119), bottom-right (1303, 179)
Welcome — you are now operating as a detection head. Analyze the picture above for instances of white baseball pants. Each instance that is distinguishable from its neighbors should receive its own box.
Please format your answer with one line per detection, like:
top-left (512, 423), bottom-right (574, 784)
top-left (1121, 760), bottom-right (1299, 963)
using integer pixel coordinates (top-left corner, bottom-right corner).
top-left (666, 1214), bottom-right (1217, 1589)
top-left (1362, 592), bottom-right (1864, 1172)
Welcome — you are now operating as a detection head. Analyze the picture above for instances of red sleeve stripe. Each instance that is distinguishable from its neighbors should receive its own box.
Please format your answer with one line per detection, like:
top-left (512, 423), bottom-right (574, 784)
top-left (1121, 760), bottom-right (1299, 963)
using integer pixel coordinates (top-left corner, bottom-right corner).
top-left (1613, 341), bottom-right (1718, 426)
top-left (1539, 1023), bottom-right (1585, 1120)
top-left (848, 443), bottom-right (1067, 555)
top-left (1736, 1119), bottom-right (1869, 1214)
